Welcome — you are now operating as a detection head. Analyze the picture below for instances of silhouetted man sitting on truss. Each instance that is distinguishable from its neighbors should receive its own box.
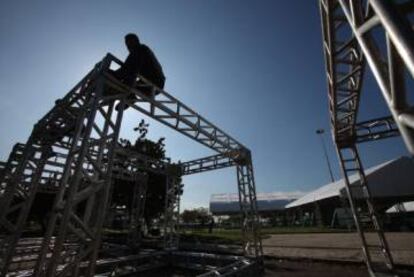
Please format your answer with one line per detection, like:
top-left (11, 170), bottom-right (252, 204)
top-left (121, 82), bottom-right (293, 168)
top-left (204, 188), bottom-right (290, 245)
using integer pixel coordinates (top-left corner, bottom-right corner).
top-left (110, 33), bottom-right (165, 110)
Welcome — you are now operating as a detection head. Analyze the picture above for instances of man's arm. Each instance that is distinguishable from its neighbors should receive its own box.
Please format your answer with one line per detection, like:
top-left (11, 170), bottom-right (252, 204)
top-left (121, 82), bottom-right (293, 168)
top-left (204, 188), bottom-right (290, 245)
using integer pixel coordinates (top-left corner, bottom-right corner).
top-left (111, 52), bottom-right (141, 81)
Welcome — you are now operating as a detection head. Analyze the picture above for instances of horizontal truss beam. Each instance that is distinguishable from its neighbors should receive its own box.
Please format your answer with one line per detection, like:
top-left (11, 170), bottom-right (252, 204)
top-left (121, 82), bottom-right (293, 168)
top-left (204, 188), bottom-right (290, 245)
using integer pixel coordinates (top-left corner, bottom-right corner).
top-left (355, 116), bottom-right (400, 143)
top-left (3, 142), bottom-right (246, 188)
top-left (181, 153), bottom-right (237, 175)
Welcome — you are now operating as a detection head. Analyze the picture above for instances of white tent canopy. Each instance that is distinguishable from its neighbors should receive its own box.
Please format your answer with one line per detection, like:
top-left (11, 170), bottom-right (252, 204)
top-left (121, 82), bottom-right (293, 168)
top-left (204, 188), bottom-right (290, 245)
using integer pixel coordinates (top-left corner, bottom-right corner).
top-left (286, 156), bottom-right (414, 209)
top-left (386, 201), bottom-right (414, 213)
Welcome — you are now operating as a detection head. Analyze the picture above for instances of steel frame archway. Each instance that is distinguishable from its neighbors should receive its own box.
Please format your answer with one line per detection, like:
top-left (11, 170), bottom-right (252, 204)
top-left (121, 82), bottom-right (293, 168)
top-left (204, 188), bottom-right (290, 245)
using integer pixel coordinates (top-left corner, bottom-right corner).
top-left (0, 53), bottom-right (262, 276)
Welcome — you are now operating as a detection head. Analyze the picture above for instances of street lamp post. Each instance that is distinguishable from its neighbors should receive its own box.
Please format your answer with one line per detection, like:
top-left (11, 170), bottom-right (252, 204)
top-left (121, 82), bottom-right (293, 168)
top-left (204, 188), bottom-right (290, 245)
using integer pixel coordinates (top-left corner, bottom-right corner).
top-left (316, 128), bottom-right (335, 183)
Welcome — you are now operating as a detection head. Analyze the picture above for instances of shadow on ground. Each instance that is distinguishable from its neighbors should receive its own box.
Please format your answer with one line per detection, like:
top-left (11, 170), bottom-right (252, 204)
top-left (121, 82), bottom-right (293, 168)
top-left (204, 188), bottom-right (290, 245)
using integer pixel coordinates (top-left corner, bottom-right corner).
top-left (264, 258), bottom-right (369, 277)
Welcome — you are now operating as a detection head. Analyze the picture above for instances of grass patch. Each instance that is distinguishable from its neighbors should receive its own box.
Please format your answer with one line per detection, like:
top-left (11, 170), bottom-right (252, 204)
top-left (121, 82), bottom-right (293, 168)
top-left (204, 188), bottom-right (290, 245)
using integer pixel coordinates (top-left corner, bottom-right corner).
top-left (180, 229), bottom-right (244, 244)
top-left (180, 226), bottom-right (349, 244)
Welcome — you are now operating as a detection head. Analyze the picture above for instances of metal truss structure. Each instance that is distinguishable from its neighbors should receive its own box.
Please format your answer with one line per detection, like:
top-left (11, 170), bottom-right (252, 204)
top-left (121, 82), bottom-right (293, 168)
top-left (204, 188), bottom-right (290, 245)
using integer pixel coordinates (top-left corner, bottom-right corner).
top-left (125, 173), bottom-right (148, 249)
top-left (0, 53), bottom-right (262, 276)
top-left (163, 174), bottom-right (182, 250)
top-left (320, 0), bottom-right (414, 276)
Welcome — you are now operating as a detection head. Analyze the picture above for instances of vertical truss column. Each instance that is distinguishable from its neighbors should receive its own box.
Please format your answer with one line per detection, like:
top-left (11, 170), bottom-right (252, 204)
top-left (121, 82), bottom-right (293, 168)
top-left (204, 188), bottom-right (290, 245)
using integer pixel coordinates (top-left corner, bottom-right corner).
top-left (336, 0), bottom-right (414, 152)
top-left (163, 171), bottom-right (181, 250)
top-left (236, 152), bottom-right (263, 262)
top-left (0, 142), bottom-right (51, 276)
top-left (319, 0), bottom-right (365, 145)
top-left (33, 55), bottom-right (128, 277)
top-left (0, 62), bottom-right (99, 275)
top-left (319, 1), bottom-right (414, 275)
top-left (337, 145), bottom-right (394, 275)
top-left (127, 173), bottom-right (148, 248)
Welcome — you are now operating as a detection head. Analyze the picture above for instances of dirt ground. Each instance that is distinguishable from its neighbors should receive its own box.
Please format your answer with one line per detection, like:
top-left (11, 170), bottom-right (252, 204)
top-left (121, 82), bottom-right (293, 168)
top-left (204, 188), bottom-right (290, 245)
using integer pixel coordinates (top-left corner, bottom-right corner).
top-left (262, 232), bottom-right (414, 266)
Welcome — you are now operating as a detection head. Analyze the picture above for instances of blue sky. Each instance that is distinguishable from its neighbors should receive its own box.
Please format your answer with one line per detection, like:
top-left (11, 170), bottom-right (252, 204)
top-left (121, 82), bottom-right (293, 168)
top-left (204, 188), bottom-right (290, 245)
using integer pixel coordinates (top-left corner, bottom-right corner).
top-left (0, 0), bottom-right (408, 210)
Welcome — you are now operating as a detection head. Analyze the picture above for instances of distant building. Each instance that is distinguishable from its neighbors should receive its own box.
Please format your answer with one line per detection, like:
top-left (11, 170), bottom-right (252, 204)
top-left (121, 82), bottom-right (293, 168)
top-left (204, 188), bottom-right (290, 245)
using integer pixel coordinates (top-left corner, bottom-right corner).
top-left (210, 191), bottom-right (304, 215)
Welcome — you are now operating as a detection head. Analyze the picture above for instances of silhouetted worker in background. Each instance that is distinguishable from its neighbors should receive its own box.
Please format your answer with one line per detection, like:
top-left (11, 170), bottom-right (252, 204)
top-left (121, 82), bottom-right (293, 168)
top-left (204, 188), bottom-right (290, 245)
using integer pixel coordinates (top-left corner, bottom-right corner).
top-left (208, 217), bottom-right (214, 234)
top-left (111, 33), bottom-right (165, 109)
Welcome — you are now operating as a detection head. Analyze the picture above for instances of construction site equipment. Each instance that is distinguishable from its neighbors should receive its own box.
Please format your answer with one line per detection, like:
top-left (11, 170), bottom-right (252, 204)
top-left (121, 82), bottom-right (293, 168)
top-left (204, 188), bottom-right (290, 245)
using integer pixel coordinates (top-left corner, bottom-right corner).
top-left (319, 0), bottom-right (414, 276)
top-left (0, 53), bottom-right (262, 276)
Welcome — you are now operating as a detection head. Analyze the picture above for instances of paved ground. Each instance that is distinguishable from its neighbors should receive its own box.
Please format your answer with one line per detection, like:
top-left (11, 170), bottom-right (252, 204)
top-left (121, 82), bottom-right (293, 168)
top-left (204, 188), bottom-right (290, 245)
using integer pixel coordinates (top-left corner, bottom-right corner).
top-left (264, 258), bottom-right (369, 277)
top-left (262, 232), bottom-right (414, 265)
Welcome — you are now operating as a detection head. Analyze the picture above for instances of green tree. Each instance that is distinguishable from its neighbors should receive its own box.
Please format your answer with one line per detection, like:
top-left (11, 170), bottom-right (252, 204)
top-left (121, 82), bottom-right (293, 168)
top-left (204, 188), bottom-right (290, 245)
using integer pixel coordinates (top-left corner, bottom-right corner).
top-left (181, 208), bottom-right (211, 226)
top-left (115, 120), bottom-right (182, 229)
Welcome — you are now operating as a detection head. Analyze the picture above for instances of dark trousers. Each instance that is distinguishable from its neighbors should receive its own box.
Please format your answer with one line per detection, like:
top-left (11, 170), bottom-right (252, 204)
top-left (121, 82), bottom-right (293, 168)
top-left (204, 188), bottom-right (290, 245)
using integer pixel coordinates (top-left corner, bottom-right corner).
top-left (135, 77), bottom-right (165, 98)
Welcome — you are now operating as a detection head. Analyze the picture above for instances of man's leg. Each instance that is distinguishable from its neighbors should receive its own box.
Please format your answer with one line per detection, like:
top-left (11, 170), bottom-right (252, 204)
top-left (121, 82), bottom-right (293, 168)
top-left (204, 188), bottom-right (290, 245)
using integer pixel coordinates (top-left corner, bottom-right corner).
top-left (136, 80), bottom-right (154, 98)
top-left (116, 80), bottom-right (162, 111)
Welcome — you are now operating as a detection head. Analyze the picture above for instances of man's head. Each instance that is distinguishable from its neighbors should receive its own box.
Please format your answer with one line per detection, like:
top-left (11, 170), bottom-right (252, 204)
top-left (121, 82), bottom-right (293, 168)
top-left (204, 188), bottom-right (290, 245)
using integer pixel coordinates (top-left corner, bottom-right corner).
top-left (125, 33), bottom-right (140, 52)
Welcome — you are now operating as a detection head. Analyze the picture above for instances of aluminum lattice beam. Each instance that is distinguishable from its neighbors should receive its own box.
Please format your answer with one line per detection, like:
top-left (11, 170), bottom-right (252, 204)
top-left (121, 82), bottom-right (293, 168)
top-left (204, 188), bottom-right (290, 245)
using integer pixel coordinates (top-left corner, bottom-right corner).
top-left (355, 116), bottom-right (399, 143)
top-left (181, 153), bottom-right (237, 175)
